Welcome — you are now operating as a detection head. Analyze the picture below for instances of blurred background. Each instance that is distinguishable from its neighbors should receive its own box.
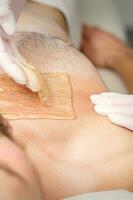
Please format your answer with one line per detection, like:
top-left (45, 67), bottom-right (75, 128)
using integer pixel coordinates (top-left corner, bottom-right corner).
top-left (78, 0), bottom-right (133, 93)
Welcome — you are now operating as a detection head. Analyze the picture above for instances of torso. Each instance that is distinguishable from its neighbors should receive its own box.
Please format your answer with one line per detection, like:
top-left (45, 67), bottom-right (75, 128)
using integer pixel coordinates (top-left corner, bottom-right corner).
top-left (9, 42), bottom-right (133, 199)
top-left (6, 4), bottom-right (133, 199)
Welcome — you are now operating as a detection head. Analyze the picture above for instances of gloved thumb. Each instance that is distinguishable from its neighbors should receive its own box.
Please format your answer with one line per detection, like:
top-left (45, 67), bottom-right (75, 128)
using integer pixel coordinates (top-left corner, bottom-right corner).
top-left (0, 0), bottom-right (15, 37)
top-left (1, 12), bottom-right (16, 36)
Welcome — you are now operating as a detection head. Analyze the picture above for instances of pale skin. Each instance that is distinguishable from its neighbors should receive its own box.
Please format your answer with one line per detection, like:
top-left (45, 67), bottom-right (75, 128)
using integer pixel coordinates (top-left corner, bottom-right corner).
top-left (0, 2), bottom-right (133, 200)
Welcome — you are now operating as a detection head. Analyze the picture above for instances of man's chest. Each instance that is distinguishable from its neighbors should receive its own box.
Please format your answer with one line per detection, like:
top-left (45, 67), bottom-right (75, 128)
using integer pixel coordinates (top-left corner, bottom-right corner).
top-left (10, 116), bottom-right (133, 166)
top-left (10, 117), bottom-right (133, 198)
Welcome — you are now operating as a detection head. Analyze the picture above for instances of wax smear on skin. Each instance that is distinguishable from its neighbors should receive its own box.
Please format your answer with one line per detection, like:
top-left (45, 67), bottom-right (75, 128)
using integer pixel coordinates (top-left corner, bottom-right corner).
top-left (0, 73), bottom-right (75, 120)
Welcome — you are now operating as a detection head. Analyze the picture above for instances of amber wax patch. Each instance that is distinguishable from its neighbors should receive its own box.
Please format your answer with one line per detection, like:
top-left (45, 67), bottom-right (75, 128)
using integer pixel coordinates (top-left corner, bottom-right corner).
top-left (0, 73), bottom-right (74, 119)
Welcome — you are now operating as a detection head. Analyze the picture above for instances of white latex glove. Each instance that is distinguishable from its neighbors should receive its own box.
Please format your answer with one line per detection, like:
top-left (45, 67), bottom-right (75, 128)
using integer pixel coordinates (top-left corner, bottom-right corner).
top-left (0, 0), bottom-right (40, 91)
top-left (90, 92), bottom-right (133, 131)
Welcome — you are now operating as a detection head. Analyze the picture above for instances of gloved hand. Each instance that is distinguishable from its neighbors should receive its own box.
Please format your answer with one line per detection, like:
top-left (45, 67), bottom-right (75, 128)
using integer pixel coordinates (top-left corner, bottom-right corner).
top-left (0, 0), bottom-right (41, 91)
top-left (90, 92), bottom-right (133, 131)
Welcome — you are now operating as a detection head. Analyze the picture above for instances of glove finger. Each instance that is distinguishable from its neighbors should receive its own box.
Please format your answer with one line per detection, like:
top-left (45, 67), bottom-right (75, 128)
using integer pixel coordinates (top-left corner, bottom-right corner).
top-left (1, 13), bottom-right (15, 36)
top-left (0, 0), bottom-right (10, 16)
top-left (0, 0), bottom-right (15, 36)
top-left (0, 37), bottom-right (27, 83)
top-left (6, 40), bottom-right (41, 92)
top-left (108, 114), bottom-right (133, 131)
top-left (100, 92), bottom-right (123, 97)
top-left (90, 94), bottom-right (133, 105)
top-left (0, 51), bottom-right (27, 84)
top-left (21, 67), bottom-right (41, 92)
top-left (94, 105), bottom-right (133, 117)
top-left (12, 58), bottom-right (41, 92)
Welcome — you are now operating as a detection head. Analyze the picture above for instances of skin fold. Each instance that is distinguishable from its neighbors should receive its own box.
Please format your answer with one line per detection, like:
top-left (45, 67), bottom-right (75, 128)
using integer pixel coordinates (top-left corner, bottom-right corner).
top-left (0, 2), bottom-right (132, 200)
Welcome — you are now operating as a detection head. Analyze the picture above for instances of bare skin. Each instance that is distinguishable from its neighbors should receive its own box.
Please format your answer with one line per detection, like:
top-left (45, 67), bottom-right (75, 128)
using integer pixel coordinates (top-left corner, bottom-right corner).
top-left (81, 25), bottom-right (133, 93)
top-left (0, 116), bottom-right (42, 200)
top-left (0, 2), bottom-right (132, 200)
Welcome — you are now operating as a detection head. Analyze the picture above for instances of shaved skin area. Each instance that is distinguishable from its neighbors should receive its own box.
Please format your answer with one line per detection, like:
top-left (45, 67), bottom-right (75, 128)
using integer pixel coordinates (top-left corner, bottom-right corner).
top-left (0, 2), bottom-right (132, 200)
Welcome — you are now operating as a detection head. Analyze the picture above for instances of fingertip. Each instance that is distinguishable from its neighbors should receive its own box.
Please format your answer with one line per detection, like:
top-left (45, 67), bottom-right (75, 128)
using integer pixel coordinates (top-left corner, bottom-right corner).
top-left (90, 94), bottom-right (98, 101)
top-left (90, 94), bottom-right (102, 104)
top-left (2, 20), bottom-right (15, 37)
top-left (0, 55), bottom-right (27, 84)
top-left (108, 114), bottom-right (132, 130)
top-left (108, 114), bottom-right (122, 126)
top-left (1, 11), bottom-right (16, 36)
top-left (90, 94), bottom-right (97, 103)
top-left (8, 63), bottom-right (27, 83)
top-left (27, 82), bottom-right (40, 92)
top-left (13, 78), bottom-right (26, 85)
top-left (94, 105), bottom-right (107, 116)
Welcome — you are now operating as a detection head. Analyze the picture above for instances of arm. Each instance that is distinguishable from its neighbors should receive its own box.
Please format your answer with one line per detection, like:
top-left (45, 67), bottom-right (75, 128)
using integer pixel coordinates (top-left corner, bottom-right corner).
top-left (17, 1), bottom-right (70, 42)
top-left (81, 26), bottom-right (133, 93)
